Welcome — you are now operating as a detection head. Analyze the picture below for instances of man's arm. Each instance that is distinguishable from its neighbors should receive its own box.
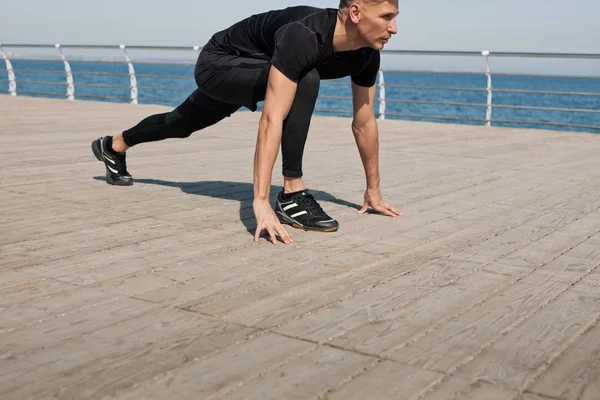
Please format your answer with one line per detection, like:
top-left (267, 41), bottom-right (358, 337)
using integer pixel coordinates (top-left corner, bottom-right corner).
top-left (351, 82), bottom-right (381, 190)
top-left (252, 65), bottom-right (297, 244)
top-left (351, 81), bottom-right (402, 217)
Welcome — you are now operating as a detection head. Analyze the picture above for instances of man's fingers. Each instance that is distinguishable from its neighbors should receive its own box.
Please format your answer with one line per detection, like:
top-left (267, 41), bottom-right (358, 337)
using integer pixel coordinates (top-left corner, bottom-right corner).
top-left (267, 228), bottom-right (278, 245)
top-left (383, 203), bottom-right (402, 217)
top-left (358, 203), bottom-right (369, 214)
top-left (370, 203), bottom-right (398, 217)
top-left (276, 224), bottom-right (293, 244)
top-left (255, 220), bottom-right (293, 245)
top-left (381, 207), bottom-right (397, 217)
top-left (390, 206), bottom-right (403, 216)
top-left (254, 224), bottom-right (263, 242)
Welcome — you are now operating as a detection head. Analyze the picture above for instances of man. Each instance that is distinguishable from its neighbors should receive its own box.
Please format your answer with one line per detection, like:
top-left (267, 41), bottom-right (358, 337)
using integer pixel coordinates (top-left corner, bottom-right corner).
top-left (92, 0), bottom-right (402, 245)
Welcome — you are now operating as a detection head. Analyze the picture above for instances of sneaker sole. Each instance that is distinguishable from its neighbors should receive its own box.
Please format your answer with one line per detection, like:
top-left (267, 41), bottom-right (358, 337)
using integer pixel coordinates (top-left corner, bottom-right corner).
top-left (91, 140), bottom-right (134, 186)
top-left (276, 211), bottom-right (338, 233)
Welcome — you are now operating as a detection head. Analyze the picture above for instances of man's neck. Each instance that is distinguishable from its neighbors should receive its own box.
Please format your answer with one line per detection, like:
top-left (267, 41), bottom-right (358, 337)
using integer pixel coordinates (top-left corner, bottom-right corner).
top-left (332, 10), bottom-right (366, 52)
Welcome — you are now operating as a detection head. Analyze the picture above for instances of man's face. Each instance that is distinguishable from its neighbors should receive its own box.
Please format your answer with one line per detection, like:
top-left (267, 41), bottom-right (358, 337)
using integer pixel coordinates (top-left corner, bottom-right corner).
top-left (355, 1), bottom-right (399, 50)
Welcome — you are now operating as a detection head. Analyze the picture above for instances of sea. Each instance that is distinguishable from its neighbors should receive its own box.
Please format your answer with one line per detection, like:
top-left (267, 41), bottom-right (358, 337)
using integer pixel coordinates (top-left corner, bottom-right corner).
top-left (2, 59), bottom-right (599, 134)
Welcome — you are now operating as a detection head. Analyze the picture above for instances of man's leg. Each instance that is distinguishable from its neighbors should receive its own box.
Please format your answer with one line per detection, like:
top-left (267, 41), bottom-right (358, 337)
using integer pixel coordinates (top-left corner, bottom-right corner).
top-left (280, 69), bottom-right (320, 194)
top-left (91, 89), bottom-right (240, 185)
top-left (274, 69), bottom-right (339, 232)
top-left (120, 90), bottom-right (239, 148)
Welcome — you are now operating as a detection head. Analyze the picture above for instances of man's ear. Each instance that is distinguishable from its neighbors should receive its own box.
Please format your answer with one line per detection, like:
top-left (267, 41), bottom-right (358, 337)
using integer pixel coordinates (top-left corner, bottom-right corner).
top-left (348, 3), bottom-right (361, 23)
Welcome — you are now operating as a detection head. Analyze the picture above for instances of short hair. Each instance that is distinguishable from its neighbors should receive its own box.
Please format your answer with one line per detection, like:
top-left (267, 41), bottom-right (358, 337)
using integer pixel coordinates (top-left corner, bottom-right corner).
top-left (339, 0), bottom-right (387, 9)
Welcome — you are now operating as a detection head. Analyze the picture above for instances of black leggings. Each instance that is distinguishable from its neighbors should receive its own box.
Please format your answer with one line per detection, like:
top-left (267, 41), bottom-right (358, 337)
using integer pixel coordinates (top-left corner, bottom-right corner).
top-left (122, 69), bottom-right (320, 178)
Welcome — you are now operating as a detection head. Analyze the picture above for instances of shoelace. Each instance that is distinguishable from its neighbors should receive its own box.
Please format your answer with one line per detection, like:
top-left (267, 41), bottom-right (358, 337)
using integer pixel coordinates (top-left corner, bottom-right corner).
top-left (296, 194), bottom-right (326, 216)
top-left (115, 152), bottom-right (129, 175)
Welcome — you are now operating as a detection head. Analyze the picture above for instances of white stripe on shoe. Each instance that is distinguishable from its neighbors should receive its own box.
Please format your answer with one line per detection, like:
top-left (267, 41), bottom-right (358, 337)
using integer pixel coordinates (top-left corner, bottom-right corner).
top-left (291, 211), bottom-right (308, 218)
top-left (283, 203), bottom-right (298, 211)
top-left (100, 138), bottom-right (116, 164)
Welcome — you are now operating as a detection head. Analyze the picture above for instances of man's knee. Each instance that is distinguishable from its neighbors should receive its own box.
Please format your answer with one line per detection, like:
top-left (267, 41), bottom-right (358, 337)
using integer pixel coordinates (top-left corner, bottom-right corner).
top-left (165, 109), bottom-right (194, 139)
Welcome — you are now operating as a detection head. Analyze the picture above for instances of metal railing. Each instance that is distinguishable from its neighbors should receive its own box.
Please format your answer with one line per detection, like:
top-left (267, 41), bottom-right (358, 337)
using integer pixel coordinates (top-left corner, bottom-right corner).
top-left (1, 43), bottom-right (599, 132)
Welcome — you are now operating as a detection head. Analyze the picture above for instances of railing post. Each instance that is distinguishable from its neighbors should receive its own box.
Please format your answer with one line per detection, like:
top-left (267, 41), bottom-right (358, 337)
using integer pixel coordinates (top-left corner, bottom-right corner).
top-left (55, 44), bottom-right (75, 100)
top-left (482, 50), bottom-right (493, 127)
top-left (0, 45), bottom-right (17, 96)
top-left (120, 44), bottom-right (138, 104)
top-left (378, 70), bottom-right (386, 120)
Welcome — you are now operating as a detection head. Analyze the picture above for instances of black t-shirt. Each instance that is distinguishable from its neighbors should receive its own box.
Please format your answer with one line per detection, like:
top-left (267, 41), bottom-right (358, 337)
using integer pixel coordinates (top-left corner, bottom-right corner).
top-left (203, 6), bottom-right (380, 87)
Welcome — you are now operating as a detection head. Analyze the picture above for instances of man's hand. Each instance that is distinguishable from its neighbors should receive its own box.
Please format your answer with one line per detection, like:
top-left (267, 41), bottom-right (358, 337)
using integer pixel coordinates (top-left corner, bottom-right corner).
top-left (358, 188), bottom-right (402, 217)
top-left (253, 200), bottom-right (293, 245)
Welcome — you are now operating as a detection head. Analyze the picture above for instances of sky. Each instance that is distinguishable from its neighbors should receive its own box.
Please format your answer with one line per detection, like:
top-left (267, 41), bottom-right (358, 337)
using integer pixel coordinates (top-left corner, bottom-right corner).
top-left (1, 0), bottom-right (599, 73)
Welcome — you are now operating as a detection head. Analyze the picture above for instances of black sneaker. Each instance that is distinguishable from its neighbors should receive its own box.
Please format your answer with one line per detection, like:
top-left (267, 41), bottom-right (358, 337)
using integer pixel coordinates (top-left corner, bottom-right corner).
top-left (275, 190), bottom-right (339, 232)
top-left (91, 136), bottom-right (133, 186)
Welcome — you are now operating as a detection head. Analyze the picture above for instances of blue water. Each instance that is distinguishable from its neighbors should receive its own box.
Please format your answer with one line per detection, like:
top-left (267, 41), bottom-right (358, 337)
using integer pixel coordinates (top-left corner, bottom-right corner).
top-left (2, 59), bottom-right (599, 133)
